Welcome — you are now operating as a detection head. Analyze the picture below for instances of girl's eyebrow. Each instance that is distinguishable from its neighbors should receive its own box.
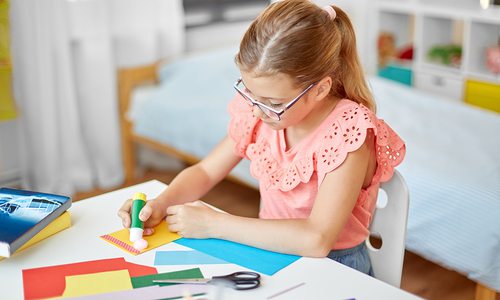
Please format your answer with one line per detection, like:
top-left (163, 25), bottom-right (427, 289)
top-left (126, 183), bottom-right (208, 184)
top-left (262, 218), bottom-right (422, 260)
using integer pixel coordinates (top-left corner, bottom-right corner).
top-left (241, 80), bottom-right (286, 101)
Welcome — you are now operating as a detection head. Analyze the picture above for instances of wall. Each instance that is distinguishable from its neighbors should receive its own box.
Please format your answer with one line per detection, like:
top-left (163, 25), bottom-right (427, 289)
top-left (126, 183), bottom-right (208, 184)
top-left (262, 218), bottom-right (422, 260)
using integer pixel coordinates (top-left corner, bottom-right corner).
top-left (312, 0), bottom-right (371, 72)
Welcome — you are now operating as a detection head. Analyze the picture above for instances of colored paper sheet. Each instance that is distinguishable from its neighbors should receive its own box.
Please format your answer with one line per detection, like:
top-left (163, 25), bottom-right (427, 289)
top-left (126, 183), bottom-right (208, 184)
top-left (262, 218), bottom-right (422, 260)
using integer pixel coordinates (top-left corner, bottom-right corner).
top-left (175, 238), bottom-right (301, 275)
top-left (62, 284), bottom-right (209, 300)
top-left (62, 269), bottom-right (132, 298)
top-left (101, 221), bottom-right (180, 255)
top-left (22, 257), bottom-right (157, 300)
top-left (131, 268), bottom-right (204, 289)
top-left (154, 250), bottom-right (229, 265)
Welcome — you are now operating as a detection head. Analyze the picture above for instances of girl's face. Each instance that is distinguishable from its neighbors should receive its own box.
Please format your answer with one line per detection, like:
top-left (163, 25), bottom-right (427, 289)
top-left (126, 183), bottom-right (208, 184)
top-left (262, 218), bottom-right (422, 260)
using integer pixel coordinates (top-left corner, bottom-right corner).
top-left (239, 71), bottom-right (321, 130)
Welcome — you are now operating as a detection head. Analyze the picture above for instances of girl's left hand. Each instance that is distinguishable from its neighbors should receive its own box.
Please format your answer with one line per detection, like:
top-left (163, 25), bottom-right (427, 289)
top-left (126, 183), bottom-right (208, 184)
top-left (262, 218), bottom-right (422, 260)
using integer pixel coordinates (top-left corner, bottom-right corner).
top-left (166, 200), bottom-right (221, 238)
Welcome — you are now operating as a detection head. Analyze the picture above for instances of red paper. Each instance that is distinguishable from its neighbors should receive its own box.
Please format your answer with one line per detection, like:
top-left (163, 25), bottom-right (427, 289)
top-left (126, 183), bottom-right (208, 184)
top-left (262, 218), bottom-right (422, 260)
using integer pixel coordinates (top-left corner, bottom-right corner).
top-left (22, 257), bottom-right (157, 300)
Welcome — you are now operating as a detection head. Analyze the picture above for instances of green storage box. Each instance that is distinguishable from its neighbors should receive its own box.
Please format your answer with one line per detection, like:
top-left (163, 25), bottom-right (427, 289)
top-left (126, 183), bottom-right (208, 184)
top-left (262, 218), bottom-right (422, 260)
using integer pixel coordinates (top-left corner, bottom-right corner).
top-left (377, 64), bottom-right (413, 86)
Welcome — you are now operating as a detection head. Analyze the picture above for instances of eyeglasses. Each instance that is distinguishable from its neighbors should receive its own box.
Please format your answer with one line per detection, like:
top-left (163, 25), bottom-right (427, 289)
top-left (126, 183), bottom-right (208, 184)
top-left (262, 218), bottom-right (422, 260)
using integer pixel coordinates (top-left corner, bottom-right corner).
top-left (233, 78), bottom-right (315, 121)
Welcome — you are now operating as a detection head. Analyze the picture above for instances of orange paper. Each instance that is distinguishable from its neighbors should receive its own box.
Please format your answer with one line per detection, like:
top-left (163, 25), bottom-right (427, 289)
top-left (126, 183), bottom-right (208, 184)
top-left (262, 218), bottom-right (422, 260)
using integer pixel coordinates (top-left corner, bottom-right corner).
top-left (100, 221), bottom-right (181, 255)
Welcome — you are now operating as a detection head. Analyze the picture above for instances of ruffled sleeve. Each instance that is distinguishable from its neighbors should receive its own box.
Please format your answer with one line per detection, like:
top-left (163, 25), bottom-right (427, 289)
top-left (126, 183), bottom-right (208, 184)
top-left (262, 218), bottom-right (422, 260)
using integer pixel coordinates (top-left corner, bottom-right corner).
top-left (227, 94), bottom-right (260, 158)
top-left (316, 102), bottom-right (406, 185)
top-left (375, 119), bottom-right (406, 182)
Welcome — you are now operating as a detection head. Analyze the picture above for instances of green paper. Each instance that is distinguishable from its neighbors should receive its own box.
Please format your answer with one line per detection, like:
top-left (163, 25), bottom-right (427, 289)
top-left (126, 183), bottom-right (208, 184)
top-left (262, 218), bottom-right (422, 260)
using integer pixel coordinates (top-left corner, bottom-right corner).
top-left (131, 268), bottom-right (204, 289)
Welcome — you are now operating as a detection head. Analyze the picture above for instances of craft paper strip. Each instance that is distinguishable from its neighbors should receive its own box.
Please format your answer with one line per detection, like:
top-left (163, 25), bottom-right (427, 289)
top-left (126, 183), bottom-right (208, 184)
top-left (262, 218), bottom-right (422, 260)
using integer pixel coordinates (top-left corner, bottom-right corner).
top-left (175, 238), bottom-right (300, 275)
top-left (154, 250), bottom-right (229, 265)
top-left (62, 269), bottom-right (132, 298)
top-left (61, 284), bottom-right (209, 300)
top-left (22, 257), bottom-right (157, 300)
top-left (100, 221), bottom-right (180, 255)
top-left (131, 268), bottom-right (204, 289)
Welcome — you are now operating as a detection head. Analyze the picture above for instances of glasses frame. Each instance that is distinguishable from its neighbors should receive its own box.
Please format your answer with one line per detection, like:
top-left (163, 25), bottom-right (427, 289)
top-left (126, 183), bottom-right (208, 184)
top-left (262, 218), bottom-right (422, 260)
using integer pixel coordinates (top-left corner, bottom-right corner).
top-left (233, 78), bottom-right (315, 121)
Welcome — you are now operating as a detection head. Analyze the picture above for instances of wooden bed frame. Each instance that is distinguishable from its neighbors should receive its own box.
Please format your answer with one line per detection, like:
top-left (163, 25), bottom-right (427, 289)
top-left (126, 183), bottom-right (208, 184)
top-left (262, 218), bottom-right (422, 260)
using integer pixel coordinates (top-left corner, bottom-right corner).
top-left (116, 63), bottom-right (499, 300)
top-left (117, 62), bottom-right (255, 189)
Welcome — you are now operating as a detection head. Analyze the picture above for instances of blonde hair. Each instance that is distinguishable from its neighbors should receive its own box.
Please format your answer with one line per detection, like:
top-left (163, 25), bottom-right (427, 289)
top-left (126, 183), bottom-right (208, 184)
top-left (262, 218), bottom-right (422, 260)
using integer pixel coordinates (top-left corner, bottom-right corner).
top-left (235, 0), bottom-right (376, 111)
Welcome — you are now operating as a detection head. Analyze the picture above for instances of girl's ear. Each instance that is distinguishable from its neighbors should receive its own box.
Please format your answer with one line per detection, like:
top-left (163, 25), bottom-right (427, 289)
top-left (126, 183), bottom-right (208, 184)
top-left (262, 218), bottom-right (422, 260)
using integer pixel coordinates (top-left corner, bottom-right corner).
top-left (313, 76), bottom-right (332, 101)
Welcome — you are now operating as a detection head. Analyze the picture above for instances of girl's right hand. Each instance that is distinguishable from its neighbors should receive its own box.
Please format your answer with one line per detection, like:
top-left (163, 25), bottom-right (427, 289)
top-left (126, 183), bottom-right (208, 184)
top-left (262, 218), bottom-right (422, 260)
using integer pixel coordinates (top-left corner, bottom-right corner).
top-left (117, 198), bottom-right (167, 236)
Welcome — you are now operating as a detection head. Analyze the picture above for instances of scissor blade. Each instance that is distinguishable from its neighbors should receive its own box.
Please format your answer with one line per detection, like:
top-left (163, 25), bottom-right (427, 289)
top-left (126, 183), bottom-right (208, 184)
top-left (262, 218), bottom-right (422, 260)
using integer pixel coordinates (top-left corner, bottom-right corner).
top-left (153, 278), bottom-right (210, 284)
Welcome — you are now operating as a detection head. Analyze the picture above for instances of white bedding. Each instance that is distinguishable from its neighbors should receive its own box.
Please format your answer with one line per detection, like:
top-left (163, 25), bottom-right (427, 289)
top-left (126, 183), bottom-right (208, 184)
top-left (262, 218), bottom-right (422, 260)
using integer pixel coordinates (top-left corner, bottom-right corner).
top-left (371, 77), bottom-right (500, 289)
top-left (129, 47), bottom-right (500, 290)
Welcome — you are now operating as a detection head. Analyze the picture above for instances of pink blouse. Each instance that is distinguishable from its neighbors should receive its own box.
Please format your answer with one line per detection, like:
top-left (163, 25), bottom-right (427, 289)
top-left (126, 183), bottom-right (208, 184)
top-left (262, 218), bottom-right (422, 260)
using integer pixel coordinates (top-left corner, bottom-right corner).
top-left (227, 95), bottom-right (406, 250)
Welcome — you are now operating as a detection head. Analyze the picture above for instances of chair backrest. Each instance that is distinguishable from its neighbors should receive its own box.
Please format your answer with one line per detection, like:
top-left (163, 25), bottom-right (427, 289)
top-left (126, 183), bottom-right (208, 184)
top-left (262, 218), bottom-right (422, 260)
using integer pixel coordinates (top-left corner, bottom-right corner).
top-left (365, 170), bottom-right (409, 288)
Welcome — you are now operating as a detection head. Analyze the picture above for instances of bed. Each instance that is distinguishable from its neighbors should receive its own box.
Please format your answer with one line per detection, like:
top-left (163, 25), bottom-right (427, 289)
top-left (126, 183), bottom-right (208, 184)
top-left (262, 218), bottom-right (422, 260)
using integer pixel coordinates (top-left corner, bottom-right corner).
top-left (118, 46), bottom-right (500, 298)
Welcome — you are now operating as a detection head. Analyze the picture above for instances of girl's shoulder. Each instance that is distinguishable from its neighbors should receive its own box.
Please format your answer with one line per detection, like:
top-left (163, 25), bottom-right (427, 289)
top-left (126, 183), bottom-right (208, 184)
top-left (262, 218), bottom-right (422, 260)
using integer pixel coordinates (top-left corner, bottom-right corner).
top-left (314, 99), bottom-right (405, 183)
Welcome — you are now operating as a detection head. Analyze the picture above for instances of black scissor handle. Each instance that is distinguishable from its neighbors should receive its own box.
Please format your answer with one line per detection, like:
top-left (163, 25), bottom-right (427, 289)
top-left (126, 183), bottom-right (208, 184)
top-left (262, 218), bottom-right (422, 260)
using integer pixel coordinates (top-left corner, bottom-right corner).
top-left (233, 279), bottom-right (260, 290)
top-left (227, 271), bottom-right (261, 280)
top-left (212, 271), bottom-right (261, 290)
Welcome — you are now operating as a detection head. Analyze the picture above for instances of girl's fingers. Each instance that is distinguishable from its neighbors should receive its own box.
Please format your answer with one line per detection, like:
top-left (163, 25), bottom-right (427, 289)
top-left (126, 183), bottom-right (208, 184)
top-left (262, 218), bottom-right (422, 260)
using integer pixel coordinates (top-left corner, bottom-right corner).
top-left (166, 204), bottom-right (182, 215)
top-left (166, 214), bottom-right (178, 225)
top-left (168, 223), bottom-right (182, 233)
top-left (143, 227), bottom-right (155, 236)
top-left (139, 203), bottom-right (153, 222)
top-left (118, 199), bottom-right (133, 228)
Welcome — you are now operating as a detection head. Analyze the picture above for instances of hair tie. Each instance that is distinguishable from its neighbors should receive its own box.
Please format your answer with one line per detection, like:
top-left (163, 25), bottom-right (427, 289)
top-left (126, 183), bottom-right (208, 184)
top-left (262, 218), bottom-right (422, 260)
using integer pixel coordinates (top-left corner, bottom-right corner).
top-left (322, 5), bottom-right (336, 20)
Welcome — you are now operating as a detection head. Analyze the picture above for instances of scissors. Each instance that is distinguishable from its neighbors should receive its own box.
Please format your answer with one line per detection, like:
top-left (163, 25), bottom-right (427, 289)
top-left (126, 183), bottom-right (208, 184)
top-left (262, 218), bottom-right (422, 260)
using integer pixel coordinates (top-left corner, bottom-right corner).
top-left (153, 271), bottom-right (261, 290)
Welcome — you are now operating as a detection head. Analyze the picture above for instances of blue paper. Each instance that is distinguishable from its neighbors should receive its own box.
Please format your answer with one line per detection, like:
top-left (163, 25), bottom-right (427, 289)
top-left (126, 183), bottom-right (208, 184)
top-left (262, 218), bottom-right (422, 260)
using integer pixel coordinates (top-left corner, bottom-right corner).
top-left (175, 238), bottom-right (300, 275)
top-left (154, 250), bottom-right (229, 265)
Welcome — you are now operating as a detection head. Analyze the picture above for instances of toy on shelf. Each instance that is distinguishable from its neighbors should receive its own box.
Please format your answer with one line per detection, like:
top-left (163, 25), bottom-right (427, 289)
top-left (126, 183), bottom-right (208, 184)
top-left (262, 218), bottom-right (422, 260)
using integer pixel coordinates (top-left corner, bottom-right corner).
top-left (377, 32), bottom-right (396, 67)
top-left (427, 44), bottom-right (462, 67)
top-left (377, 32), bottom-right (414, 68)
top-left (486, 38), bottom-right (500, 75)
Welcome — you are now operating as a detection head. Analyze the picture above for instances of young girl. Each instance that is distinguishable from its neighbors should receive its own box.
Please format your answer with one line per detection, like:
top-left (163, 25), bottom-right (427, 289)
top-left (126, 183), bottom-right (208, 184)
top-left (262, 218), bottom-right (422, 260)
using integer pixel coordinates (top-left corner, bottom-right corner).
top-left (118, 0), bottom-right (405, 275)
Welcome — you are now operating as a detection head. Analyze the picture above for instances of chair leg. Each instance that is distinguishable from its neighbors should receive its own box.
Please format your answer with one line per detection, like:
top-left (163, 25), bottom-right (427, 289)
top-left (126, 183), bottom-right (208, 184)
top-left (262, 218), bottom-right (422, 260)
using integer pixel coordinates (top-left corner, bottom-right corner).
top-left (122, 137), bottom-right (137, 185)
top-left (475, 283), bottom-right (497, 300)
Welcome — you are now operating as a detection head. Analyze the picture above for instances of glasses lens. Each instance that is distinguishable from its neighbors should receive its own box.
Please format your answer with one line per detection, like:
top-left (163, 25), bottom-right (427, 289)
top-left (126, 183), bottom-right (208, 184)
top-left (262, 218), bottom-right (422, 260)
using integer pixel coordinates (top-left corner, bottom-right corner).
top-left (258, 105), bottom-right (279, 120)
top-left (236, 82), bottom-right (254, 106)
top-left (235, 79), bottom-right (280, 120)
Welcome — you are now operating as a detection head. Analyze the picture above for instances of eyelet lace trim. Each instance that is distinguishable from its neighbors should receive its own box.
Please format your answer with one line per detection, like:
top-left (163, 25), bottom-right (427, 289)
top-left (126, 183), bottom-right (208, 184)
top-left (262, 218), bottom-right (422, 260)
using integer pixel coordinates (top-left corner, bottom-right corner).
top-left (229, 99), bottom-right (405, 191)
top-left (228, 96), bottom-right (259, 157)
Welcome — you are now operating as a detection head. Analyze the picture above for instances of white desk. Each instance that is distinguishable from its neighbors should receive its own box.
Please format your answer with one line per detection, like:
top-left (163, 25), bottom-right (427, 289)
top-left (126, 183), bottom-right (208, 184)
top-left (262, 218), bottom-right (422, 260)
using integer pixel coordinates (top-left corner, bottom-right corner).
top-left (0, 180), bottom-right (421, 299)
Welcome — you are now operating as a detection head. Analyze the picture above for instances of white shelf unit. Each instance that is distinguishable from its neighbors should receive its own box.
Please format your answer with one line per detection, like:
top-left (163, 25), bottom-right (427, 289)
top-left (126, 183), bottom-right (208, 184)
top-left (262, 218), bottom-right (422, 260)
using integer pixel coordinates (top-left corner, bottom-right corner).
top-left (466, 19), bottom-right (500, 82)
top-left (379, 10), bottom-right (415, 53)
top-left (371, 0), bottom-right (500, 105)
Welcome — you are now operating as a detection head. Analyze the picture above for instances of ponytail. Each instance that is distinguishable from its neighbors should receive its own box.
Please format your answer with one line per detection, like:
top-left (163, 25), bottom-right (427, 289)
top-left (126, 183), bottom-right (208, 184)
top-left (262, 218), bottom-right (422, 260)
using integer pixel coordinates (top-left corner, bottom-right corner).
top-left (329, 6), bottom-right (375, 111)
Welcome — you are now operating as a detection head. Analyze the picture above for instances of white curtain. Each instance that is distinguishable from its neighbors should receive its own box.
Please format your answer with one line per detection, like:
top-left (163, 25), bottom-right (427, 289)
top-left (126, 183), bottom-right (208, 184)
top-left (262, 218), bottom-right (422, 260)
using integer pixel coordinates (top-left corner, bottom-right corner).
top-left (9, 0), bottom-right (185, 195)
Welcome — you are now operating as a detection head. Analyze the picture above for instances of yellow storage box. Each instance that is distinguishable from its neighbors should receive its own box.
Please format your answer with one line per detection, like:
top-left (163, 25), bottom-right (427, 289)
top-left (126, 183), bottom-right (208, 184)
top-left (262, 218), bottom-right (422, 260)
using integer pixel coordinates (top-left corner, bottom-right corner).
top-left (464, 80), bottom-right (500, 114)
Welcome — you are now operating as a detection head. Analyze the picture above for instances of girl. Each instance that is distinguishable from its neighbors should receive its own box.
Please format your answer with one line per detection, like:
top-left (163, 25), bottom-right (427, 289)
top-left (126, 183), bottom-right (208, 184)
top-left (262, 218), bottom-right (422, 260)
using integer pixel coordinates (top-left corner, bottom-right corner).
top-left (118, 0), bottom-right (405, 275)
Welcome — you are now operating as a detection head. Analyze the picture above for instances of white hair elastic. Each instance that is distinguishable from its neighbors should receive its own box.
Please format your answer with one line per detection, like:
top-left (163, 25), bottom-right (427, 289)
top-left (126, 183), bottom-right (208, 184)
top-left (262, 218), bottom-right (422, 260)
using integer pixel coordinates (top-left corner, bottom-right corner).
top-left (322, 5), bottom-right (336, 20)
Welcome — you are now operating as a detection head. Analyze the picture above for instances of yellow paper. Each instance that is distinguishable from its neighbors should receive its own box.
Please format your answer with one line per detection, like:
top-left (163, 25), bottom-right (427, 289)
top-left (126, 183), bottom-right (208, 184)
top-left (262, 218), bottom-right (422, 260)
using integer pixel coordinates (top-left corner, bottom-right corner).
top-left (100, 221), bottom-right (181, 255)
top-left (61, 269), bottom-right (132, 298)
top-left (0, 212), bottom-right (71, 261)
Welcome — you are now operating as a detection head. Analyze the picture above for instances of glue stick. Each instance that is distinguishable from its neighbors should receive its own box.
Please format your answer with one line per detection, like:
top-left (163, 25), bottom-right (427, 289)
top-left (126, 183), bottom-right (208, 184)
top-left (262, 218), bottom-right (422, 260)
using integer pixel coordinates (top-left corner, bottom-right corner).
top-left (129, 192), bottom-right (146, 242)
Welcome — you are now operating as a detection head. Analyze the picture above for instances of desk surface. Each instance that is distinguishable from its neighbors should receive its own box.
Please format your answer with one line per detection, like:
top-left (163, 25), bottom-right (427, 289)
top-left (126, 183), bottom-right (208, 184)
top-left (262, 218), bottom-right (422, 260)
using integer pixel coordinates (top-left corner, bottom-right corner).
top-left (0, 180), bottom-right (420, 299)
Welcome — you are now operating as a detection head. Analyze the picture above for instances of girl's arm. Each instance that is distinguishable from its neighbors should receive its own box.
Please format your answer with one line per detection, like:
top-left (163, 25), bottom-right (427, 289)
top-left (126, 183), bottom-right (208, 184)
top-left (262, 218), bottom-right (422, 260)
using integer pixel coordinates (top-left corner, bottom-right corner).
top-left (155, 135), bottom-right (242, 206)
top-left (118, 135), bottom-right (242, 229)
top-left (167, 140), bottom-right (372, 257)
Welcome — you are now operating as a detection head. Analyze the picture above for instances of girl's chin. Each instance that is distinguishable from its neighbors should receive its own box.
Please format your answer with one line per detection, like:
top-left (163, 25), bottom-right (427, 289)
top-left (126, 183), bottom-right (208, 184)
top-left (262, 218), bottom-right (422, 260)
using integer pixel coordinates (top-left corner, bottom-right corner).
top-left (263, 121), bottom-right (283, 130)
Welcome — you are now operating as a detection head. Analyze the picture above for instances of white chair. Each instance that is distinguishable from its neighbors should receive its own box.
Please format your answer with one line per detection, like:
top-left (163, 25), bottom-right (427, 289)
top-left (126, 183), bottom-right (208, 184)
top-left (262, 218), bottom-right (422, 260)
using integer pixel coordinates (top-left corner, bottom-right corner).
top-left (365, 169), bottom-right (410, 288)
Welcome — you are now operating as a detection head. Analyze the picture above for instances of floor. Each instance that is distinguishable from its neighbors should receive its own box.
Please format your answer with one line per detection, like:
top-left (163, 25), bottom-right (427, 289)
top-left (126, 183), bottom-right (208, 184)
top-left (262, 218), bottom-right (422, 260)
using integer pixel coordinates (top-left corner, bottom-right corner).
top-left (73, 168), bottom-right (496, 300)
